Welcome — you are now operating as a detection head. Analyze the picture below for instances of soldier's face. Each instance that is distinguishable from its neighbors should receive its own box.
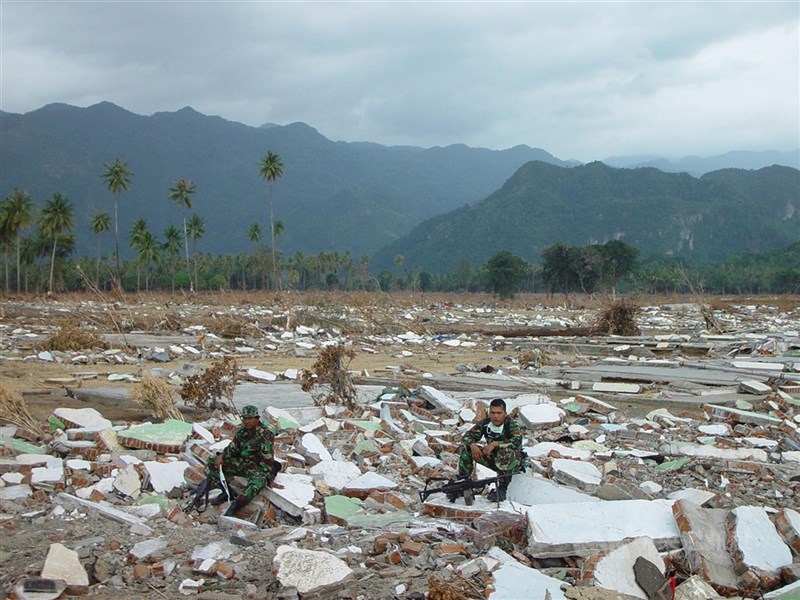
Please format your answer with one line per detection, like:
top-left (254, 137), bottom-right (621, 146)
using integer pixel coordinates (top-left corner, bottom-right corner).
top-left (489, 405), bottom-right (507, 426)
top-left (242, 416), bottom-right (259, 431)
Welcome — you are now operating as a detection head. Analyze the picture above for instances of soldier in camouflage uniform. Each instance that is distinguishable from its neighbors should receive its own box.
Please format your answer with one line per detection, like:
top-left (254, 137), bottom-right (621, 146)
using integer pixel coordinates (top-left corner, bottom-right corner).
top-left (458, 398), bottom-right (523, 501)
top-left (206, 405), bottom-right (277, 516)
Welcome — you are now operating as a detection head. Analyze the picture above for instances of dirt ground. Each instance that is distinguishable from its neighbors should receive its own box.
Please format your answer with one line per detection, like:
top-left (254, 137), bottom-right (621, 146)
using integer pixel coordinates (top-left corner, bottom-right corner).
top-left (6, 289), bottom-right (791, 425)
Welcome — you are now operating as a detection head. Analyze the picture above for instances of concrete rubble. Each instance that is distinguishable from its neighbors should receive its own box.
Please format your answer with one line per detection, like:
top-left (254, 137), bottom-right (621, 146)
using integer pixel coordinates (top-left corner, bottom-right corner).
top-left (1, 298), bottom-right (799, 598)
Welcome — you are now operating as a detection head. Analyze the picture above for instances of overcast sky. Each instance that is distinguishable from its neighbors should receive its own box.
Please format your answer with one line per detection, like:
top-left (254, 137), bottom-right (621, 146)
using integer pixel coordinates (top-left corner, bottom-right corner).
top-left (1, 1), bottom-right (798, 162)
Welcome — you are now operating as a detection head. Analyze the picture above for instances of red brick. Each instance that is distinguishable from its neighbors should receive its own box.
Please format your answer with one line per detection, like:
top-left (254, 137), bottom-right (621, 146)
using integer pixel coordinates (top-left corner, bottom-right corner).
top-left (213, 561), bottom-right (235, 579)
top-left (133, 564), bottom-right (150, 579)
top-left (401, 540), bottom-right (423, 555)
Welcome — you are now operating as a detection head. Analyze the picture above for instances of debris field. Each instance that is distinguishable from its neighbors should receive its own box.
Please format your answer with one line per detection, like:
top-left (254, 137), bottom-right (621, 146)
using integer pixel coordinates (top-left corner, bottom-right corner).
top-left (1, 295), bottom-right (799, 599)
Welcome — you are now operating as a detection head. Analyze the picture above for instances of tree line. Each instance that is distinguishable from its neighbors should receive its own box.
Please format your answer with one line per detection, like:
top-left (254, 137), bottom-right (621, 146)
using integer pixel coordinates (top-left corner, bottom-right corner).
top-left (2, 154), bottom-right (798, 296)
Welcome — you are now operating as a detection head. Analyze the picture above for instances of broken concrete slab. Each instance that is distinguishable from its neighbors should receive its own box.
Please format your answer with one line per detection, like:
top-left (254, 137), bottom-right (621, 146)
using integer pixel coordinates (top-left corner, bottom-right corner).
top-left (343, 471), bottom-right (398, 499)
top-left (551, 458), bottom-right (602, 492)
top-left (265, 472), bottom-right (315, 518)
top-left (309, 459), bottom-right (361, 491)
top-left (40, 543), bottom-right (89, 588)
top-left (591, 537), bottom-right (664, 599)
top-left (728, 505), bottom-right (792, 586)
top-left (519, 403), bottom-right (566, 429)
top-left (526, 499), bottom-right (681, 557)
top-left (671, 499), bottom-right (739, 594)
top-left (52, 407), bottom-right (112, 431)
top-left (143, 460), bottom-right (191, 494)
top-left (486, 546), bottom-right (566, 600)
top-left (297, 432), bottom-right (332, 464)
top-left (117, 419), bottom-right (193, 453)
top-left (273, 545), bottom-right (354, 595)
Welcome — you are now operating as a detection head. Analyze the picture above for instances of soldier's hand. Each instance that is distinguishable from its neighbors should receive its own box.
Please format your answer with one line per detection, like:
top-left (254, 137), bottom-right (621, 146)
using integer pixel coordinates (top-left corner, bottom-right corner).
top-left (470, 443), bottom-right (483, 461)
top-left (483, 441), bottom-right (498, 456)
top-left (214, 454), bottom-right (223, 468)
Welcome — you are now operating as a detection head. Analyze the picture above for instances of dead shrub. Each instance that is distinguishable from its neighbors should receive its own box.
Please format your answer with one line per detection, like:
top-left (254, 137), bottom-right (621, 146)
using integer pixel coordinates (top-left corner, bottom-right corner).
top-left (593, 298), bottom-right (641, 336)
top-left (131, 375), bottom-right (184, 421)
top-left (154, 312), bottom-right (184, 332)
top-left (0, 385), bottom-right (45, 439)
top-left (180, 357), bottom-right (239, 414)
top-left (427, 571), bottom-right (486, 600)
top-left (300, 344), bottom-right (358, 411)
top-left (40, 320), bottom-right (109, 352)
top-left (205, 314), bottom-right (254, 338)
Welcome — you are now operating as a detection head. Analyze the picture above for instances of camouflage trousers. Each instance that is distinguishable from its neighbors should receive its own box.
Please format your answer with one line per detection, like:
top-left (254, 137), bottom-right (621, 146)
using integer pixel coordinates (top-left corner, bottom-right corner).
top-left (457, 445), bottom-right (522, 481)
top-left (205, 455), bottom-right (273, 502)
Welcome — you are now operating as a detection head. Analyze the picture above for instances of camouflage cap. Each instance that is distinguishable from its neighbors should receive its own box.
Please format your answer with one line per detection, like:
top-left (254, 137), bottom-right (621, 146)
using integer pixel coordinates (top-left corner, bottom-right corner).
top-left (240, 405), bottom-right (260, 418)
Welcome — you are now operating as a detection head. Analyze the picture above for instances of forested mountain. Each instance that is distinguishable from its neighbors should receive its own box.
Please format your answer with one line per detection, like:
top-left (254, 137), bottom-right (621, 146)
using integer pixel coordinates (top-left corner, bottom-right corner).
top-left (0, 102), bottom-right (566, 258)
top-left (371, 161), bottom-right (800, 273)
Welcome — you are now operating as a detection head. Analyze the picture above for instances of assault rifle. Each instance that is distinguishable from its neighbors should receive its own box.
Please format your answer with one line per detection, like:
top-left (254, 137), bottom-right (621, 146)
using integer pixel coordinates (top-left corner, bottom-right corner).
top-left (418, 473), bottom-right (512, 506)
top-left (184, 475), bottom-right (212, 513)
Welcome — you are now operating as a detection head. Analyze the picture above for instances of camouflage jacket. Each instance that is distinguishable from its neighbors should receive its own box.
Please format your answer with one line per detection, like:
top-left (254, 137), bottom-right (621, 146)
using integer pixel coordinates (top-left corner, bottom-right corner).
top-left (462, 417), bottom-right (523, 453)
top-left (224, 422), bottom-right (275, 476)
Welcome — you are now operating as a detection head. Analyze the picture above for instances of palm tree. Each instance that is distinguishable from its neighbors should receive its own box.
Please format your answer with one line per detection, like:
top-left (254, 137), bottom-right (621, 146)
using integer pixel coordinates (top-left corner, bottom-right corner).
top-left (129, 218), bottom-right (148, 292)
top-left (90, 210), bottom-right (111, 286)
top-left (39, 193), bottom-right (75, 294)
top-left (168, 178), bottom-right (197, 292)
top-left (258, 151), bottom-right (284, 291)
top-left (3, 189), bottom-right (35, 293)
top-left (0, 198), bottom-right (12, 292)
top-left (247, 222), bottom-right (261, 289)
top-left (102, 158), bottom-right (133, 286)
top-left (163, 225), bottom-right (182, 291)
top-left (187, 213), bottom-right (205, 290)
top-left (135, 230), bottom-right (160, 291)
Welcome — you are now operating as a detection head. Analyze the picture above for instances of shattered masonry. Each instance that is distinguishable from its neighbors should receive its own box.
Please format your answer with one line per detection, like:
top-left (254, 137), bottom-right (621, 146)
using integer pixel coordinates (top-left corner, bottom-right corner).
top-left (1, 297), bottom-right (799, 599)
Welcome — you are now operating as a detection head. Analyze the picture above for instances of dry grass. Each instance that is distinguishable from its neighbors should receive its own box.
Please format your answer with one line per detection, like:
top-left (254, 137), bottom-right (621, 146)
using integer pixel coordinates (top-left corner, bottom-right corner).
top-left (39, 319), bottom-right (109, 352)
top-left (130, 375), bottom-right (184, 421)
top-left (427, 572), bottom-right (486, 600)
top-left (0, 385), bottom-right (45, 439)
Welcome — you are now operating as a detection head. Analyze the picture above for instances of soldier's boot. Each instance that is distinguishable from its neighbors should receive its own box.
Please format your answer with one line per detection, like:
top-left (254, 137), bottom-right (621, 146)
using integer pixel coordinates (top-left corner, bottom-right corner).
top-left (487, 477), bottom-right (510, 502)
top-left (223, 495), bottom-right (248, 517)
top-left (210, 489), bottom-right (230, 506)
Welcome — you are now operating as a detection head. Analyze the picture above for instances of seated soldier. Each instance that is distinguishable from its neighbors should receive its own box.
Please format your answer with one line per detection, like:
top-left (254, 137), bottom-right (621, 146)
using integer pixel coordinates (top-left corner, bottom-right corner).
top-left (458, 398), bottom-right (523, 501)
top-left (206, 405), bottom-right (277, 516)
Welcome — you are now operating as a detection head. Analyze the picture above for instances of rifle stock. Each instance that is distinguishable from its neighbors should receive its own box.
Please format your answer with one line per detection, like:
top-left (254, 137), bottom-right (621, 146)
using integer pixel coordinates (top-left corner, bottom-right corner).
top-left (184, 475), bottom-right (212, 513)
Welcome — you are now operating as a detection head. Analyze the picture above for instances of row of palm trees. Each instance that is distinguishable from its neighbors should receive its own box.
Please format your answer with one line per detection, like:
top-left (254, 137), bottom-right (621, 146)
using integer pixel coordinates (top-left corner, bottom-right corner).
top-left (1, 151), bottom-right (285, 294)
top-left (0, 189), bottom-right (75, 294)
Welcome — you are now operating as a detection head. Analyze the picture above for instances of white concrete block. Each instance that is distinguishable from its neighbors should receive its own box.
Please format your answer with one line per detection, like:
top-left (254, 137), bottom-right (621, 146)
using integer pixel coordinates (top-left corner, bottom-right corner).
top-left (143, 460), bottom-right (190, 493)
top-left (485, 547), bottom-right (565, 600)
top-left (419, 385), bottom-right (462, 413)
top-left (130, 538), bottom-right (168, 560)
top-left (298, 432), bottom-right (332, 464)
top-left (519, 404), bottom-right (565, 429)
top-left (551, 458), bottom-right (601, 491)
top-left (508, 472), bottom-right (599, 506)
top-left (266, 473), bottom-right (316, 517)
top-left (594, 537), bottom-right (663, 599)
top-left (592, 382), bottom-right (641, 394)
top-left (344, 471), bottom-right (398, 494)
top-left (53, 407), bottom-right (113, 430)
top-left (274, 545), bottom-right (354, 595)
top-left (41, 543), bottom-right (89, 586)
top-left (661, 442), bottom-right (767, 462)
top-left (731, 506), bottom-right (792, 574)
top-left (526, 442), bottom-right (591, 461)
top-left (309, 460), bottom-right (362, 491)
top-left (526, 499), bottom-right (680, 557)
top-left (113, 464), bottom-right (141, 499)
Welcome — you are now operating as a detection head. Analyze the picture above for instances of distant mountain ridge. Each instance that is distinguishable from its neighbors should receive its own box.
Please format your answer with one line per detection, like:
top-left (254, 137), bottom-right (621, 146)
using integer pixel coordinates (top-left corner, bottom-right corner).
top-left (1, 102), bottom-right (798, 270)
top-left (371, 161), bottom-right (800, 273)
top-left (0, 102), bottom-right (566, 259)
top-left (602, 149), bottom-right (800, 176)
